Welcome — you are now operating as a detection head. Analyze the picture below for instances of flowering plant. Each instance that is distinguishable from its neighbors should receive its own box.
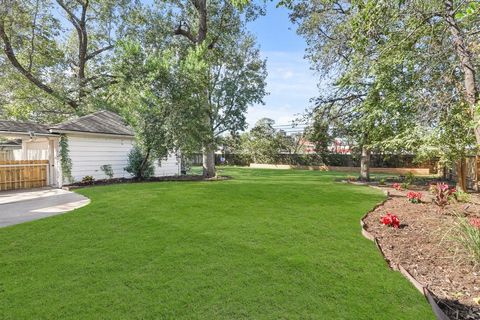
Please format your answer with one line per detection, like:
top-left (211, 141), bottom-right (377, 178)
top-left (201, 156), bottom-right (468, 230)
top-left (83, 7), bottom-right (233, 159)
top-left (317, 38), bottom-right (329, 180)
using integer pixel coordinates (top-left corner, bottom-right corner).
top-left (407, 191), bottom-right (422, 203)
top-left (431, 182), bottom-right (456, 206)
top-left (392, 183), bottom-right (402, 191)
top-left (380, 212), bottom-right (400, 228)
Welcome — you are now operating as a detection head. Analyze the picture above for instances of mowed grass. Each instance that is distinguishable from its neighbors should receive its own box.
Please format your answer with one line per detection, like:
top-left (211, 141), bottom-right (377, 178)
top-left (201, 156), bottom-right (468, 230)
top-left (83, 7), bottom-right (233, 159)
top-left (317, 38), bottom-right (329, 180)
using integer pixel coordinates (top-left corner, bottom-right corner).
top-left (0, 168), bottom-right (434, 319)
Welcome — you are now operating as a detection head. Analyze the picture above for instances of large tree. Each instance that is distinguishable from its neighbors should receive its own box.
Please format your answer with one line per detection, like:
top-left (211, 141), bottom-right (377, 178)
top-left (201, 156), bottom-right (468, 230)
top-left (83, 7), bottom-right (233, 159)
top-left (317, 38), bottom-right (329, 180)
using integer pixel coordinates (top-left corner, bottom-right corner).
top-left (285, 0), bottom-right (418, 180)
top-left (240, 118), bottom-right (288, 163)
top-left (349, 0), bottom-right (479, 189)
top-left (166, 0), bottom-right (267, 177)
top-left (113, 1), bottom-right (267, 177)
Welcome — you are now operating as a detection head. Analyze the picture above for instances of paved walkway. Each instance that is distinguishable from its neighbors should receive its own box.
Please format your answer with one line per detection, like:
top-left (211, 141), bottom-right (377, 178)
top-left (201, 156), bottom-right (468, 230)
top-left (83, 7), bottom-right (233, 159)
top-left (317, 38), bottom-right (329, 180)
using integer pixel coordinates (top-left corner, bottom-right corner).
top-left (0, 188), bottom-right (90, 227)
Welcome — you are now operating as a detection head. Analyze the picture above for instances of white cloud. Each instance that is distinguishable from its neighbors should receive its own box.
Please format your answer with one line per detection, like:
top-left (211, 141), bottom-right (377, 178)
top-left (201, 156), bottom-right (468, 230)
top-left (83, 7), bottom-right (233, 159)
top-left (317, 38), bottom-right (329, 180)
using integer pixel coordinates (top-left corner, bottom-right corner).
top-left (281, 70), bottom-right (294, 80)
top-left (246, 51), bottom-right (319, 128)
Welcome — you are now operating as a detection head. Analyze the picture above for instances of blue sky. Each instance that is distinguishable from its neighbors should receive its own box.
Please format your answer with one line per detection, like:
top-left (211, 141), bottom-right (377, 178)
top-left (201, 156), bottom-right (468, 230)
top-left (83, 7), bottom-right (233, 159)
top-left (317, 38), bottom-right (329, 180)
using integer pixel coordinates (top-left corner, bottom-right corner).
top-left (245, 2), bottom-right (318, 127)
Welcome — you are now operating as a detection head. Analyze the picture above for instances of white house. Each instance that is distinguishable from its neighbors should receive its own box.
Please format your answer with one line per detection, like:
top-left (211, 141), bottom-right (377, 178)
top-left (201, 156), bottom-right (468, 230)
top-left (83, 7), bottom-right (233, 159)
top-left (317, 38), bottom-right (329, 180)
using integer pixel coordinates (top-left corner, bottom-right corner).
top-left (0, 111), bottom-right (180, 191)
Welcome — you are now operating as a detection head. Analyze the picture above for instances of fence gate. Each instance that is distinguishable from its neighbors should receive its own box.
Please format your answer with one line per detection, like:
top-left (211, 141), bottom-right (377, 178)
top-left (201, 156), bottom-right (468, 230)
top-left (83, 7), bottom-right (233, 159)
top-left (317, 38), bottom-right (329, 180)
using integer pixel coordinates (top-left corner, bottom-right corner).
top-left (0, 160), bottom-right (49, 191)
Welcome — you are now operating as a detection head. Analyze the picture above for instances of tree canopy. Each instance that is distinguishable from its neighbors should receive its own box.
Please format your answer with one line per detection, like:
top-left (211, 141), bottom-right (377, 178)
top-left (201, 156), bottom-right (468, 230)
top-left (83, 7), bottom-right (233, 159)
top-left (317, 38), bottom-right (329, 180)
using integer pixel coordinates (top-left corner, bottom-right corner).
top-left (287, 0), bottom-right (480, 186)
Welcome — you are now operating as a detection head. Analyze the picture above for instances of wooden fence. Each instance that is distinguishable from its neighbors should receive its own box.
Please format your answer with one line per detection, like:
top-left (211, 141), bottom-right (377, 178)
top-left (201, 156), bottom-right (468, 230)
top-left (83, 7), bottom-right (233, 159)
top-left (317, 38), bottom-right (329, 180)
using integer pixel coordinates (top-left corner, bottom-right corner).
top-left (0, 160), bottom-right (49, 191)
top-left (448, 156), bottom-right (480, 190)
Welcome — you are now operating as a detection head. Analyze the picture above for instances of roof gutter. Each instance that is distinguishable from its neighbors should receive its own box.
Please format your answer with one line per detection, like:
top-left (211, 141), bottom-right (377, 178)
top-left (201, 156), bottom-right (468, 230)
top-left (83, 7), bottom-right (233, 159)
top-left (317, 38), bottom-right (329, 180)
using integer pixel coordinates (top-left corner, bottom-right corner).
top-left (0, 130), bottom-right (59, 137)
top-left (49, 129), bottom-right (134, 138)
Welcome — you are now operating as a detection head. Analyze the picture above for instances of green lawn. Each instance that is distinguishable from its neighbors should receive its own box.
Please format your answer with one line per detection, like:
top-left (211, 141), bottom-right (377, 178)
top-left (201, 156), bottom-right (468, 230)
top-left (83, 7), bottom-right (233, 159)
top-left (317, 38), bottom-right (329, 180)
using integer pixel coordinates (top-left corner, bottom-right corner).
top-left (0, 168), bottom-right (434, 319)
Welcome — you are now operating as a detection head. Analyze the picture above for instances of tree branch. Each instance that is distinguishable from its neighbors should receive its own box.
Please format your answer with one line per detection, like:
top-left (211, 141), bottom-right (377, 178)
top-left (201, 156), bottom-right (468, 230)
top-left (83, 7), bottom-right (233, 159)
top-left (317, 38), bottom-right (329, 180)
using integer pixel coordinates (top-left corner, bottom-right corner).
top-left (0, 20), bottom-right (78, 109)
top-left (55, 0), bottom-right (81, 28)
top-left (86, 44), bottom-right (114, 60)
top-left (174, 23), bottom-right (197, 43)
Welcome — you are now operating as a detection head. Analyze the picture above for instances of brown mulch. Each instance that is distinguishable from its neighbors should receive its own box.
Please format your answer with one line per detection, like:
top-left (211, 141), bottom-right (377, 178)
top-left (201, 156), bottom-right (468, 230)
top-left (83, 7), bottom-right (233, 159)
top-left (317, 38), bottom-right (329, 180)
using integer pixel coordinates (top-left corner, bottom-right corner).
top-left (66, 175), bottom-right (232, 189)
top-left (363, 185), bottom-right (480, 320)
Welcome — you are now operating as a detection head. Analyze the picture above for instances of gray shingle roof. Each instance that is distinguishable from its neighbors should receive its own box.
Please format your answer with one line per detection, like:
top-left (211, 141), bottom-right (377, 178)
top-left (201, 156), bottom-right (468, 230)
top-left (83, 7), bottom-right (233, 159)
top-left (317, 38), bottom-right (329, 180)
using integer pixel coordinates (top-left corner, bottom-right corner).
top-left (0, 120), bottom-right (51, 135)
top-left (50, 110), bottom-right (134, 136)
top-left (0, 111), bottom-right (133, 137)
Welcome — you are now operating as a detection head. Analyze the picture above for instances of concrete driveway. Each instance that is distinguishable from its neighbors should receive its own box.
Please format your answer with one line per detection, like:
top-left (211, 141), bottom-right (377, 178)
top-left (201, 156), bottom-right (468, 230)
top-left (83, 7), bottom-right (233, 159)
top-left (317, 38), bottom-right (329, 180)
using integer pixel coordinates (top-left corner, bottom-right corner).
top-left (0, 188), bottom-right (90, 227)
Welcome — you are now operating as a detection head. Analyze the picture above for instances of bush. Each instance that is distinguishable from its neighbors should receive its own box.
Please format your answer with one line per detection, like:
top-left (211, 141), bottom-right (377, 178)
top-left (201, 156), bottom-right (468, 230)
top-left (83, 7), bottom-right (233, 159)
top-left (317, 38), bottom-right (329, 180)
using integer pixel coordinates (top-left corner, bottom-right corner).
top-left (125, 146), bottom-right (154, 179)
top-left (454, 189), bottom-right (471, 203)
top-left (455, 215), bottom-right (480, 265)
top-left (100, 164), bottom-right (114, 179)
top-left (81, 176), bottom-right (95, 184)
top-left (404, 172), bottom-right (416, 185)
top-left (215, 153), bottom-right (254, 166)
top-left (401, 182), bottom-right (410, 190)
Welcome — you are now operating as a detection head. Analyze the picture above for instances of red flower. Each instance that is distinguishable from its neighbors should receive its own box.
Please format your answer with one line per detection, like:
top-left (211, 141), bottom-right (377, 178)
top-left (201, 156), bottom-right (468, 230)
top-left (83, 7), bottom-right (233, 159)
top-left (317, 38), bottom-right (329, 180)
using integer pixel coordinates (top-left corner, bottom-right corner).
top-left (407, 191), bottom-right (422, 203)
top-left (391, 215), bottom-right (400, 228)
top-left (469, 218), bottom-right (480, 229)
top-left (392, 183), bottom-right (402, 191)
top-left (380, 212), bottom-right (400, 228)
top-left (380, 214), bottom-right (392, 226)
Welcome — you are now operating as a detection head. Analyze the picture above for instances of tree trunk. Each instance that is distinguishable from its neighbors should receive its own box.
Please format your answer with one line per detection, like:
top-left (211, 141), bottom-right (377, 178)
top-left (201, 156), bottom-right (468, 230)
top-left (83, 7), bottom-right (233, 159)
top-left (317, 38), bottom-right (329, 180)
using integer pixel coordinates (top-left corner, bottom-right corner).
top-left (139, 148), bottom-right (151, 179)
top-left (195, 0), bottom-right (207, 43)
top-left (475, 156), bottom-right (480, 191)
top-left (444, 0), bottom-right (480, 186)
top-left (360, 146), bottom-right (371, 181)
top-left (202, 144), bottom-right (216, 178)
top-left (173, 0), bottom-right (215, 178)
top-left (456, 158), bottom-right (468, 192)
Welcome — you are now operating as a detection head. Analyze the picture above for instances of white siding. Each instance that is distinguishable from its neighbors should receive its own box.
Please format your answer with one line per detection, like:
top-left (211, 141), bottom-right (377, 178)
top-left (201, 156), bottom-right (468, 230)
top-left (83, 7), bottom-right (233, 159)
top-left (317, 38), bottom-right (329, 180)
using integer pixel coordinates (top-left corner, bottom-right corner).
top-left (12, 138), bottom-right (50, 160)
top-left (67, 134), bottom-right (180, 182)
top-left (153, 153), bottom-right (181, 177)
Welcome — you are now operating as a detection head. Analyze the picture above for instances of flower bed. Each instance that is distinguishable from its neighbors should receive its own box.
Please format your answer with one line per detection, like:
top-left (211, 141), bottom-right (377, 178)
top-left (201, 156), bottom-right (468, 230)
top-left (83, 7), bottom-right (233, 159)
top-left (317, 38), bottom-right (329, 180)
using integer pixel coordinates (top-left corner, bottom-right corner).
top-left (362, 185), bottom-right (480, 320)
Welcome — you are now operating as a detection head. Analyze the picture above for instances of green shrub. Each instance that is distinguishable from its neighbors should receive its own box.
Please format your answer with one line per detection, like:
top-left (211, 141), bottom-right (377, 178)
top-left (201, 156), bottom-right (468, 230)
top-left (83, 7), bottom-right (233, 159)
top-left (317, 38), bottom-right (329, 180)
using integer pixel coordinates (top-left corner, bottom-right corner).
top-left (405, 172), bottom-right (415, 185)
top-left (401, 182), bottom-right (410, 190)
top-left (379, 178), bottom-right (386, 186)
top-left (125, 146), bottom-right (154, 179)
top-left (100, 164), bottom-right (114, 179)
top-left (81, 176), bottom-right (95, 184)
top-left (454, 189), bottom-right (471, 203)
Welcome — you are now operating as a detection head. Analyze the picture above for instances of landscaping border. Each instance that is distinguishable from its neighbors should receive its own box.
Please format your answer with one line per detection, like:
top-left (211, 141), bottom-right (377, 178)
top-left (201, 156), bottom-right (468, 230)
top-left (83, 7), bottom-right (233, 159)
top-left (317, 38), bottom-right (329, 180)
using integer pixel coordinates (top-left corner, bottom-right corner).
top-left (359, 187), bottom-right (451, 320)
top-left (63, 175), bottom-right (232, 190)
